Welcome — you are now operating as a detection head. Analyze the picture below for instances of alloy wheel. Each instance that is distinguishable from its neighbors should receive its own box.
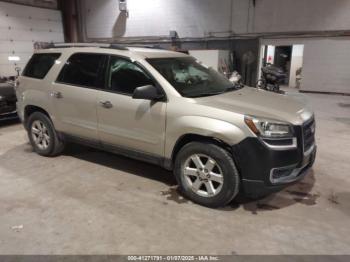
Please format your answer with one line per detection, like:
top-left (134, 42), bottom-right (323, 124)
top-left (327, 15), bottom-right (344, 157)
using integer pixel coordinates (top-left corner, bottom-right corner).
top-left (31, 120), bottom-right (50, 150)
top-left (183, 154), bottom-right (224, 197)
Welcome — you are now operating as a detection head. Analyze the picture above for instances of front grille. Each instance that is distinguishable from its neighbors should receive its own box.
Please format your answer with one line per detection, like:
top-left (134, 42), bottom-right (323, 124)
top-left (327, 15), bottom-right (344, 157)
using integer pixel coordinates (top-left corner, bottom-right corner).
top-left (302, 117), bottom-right (315, 152)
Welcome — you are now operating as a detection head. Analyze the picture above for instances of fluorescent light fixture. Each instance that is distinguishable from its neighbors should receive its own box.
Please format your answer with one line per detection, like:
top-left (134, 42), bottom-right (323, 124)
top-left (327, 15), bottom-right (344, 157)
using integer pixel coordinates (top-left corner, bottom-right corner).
top-left (8, 56), bottom-right (20, 61)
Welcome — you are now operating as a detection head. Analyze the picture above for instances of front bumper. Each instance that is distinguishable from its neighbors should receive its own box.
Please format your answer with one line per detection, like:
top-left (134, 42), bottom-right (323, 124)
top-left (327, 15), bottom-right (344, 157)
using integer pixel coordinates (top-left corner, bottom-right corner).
top-left (232, 137), bottom-right (316, 197)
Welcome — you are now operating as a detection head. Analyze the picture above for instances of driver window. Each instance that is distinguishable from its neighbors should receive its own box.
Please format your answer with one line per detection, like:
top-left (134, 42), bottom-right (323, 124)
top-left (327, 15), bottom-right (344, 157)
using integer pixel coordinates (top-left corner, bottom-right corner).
top-left (108, 56), bottom-right (153, 95)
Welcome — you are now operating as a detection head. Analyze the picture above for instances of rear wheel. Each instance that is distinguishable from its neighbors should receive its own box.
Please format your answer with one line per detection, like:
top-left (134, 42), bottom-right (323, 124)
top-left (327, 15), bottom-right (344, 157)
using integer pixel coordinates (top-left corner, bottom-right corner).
top-left (174, 142), bottom-right (240, 208)
top-left (273, 83), bottom-right (280, 92)
top-left (27, 112), bottom-right (65, 156)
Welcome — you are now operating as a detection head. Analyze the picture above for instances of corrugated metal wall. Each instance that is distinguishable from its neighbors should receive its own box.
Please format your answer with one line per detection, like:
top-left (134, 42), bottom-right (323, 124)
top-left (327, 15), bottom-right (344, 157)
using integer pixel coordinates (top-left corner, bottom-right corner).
top-left (0, 1), bottom-right (64, 77)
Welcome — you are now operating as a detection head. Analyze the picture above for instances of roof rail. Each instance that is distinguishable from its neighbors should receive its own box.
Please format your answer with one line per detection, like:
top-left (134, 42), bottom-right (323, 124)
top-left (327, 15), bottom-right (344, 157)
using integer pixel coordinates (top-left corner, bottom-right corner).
top-left (127, 44), bottom-right (163, 49)
top-left (41, 42), bottom-right (129, 51)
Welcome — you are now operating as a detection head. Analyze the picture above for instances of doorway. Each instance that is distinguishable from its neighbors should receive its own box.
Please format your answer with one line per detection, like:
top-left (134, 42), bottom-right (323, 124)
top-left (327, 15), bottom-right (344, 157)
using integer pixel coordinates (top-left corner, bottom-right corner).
top-left (259, 44), bottom-right (304, 88)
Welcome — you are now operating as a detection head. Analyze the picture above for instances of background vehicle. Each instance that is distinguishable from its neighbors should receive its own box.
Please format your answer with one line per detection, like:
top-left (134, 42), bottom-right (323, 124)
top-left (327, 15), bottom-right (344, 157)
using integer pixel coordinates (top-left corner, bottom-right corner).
top-left (0, 80), bottom-right (17, 120)
top-left (256, 64), bottom-right (287, 93)
top-left (16, 44), bottom-right (316, 208)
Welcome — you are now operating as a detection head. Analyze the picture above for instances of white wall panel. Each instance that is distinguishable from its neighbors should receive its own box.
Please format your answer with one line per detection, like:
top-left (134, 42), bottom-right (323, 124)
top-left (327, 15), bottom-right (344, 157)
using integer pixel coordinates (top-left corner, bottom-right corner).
top-left (302, 38), bottom-right (350, 94)
top-left (0, 1), bottom-right (64, 76)
top-left (0, 0), bottom-right (58, 10)
top-left (253, 0), bottom-right (350, 33)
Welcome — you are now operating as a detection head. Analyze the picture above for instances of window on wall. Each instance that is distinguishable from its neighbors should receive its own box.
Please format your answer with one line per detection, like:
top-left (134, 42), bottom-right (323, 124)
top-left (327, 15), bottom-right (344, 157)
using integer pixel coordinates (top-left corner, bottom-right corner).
top-left (57, 53), bottom-right (106, 88)
top-left (107, 56), bottom-right (154, 95)
top-left (23, 53), bottom-right (61, 79)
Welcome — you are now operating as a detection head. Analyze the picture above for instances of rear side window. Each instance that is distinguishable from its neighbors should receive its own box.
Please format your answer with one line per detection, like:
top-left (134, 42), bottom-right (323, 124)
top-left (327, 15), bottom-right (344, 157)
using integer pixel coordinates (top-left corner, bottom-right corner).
top-left (23, 53), bottom-right (61, 79)
top-left (57, 53), bottom-right (106, 88)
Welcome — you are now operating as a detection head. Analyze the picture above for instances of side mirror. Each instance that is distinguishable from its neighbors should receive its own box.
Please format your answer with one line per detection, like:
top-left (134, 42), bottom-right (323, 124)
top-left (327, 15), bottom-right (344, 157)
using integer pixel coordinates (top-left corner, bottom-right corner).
top-left (132, 85), bottom-right (164, 101)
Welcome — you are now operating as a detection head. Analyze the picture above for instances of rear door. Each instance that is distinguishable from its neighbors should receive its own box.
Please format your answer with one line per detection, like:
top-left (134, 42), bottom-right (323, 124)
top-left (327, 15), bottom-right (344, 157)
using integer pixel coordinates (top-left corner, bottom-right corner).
top-left (51, 53), bottom-right (107, 140)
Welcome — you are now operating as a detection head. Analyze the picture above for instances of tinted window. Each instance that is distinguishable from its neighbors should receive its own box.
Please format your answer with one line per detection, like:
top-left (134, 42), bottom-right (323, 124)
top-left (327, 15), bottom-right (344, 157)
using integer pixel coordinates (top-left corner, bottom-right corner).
top-left (23, 53), bottom-right (61, 79)
top-left (108, 56), bottom-right (153, 95)
top-left (57, 53), bottom-right (105, 88)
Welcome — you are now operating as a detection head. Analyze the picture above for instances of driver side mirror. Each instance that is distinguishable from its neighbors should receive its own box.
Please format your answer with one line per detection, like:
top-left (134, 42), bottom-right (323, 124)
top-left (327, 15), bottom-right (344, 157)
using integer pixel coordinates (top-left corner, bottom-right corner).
top-left (132, 85), bottom-right (164, 101)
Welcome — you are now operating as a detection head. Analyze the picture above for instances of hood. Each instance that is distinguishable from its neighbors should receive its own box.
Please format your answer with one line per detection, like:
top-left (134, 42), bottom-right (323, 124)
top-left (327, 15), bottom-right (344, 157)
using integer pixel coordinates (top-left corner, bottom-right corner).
top-left (194, 87), bottom-right (313, 125)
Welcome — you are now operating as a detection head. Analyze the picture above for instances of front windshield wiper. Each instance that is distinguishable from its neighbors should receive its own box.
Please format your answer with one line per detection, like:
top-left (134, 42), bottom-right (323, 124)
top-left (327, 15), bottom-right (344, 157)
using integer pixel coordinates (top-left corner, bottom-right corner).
top-left (186, 91), bottom-right (226, 98)
top-left (225, 84), bottom-right (243, 93)
top-left (185, 84), bottom-right (244, 98)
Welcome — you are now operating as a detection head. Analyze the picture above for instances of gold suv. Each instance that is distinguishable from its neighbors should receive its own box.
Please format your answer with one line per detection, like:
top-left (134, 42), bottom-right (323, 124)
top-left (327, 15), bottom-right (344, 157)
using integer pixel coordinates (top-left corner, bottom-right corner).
top-left (16, 43), bottom-right (316, 207)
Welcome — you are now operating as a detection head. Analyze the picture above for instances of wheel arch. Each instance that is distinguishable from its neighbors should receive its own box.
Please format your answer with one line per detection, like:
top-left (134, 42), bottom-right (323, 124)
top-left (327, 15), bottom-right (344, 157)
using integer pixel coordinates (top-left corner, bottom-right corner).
top-left (166, 133), bottom-right (238, 170)
top-left (24, 105), bottom-right (51, 129)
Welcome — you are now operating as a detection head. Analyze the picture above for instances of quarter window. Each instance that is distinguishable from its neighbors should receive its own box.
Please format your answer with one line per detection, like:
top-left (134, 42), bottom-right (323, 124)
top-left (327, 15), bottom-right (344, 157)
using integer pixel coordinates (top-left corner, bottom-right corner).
top-left (57, 53), bottom-right (106, 88)
top-left (23, 53), bottom-right (61, 79)
top-left (107, 56), bottom-right (153, 95)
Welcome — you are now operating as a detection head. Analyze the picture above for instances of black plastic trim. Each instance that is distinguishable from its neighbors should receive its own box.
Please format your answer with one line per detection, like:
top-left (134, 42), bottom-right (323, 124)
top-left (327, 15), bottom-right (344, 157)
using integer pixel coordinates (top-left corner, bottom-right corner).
top-left (232, 135), bottom-right (316, 197)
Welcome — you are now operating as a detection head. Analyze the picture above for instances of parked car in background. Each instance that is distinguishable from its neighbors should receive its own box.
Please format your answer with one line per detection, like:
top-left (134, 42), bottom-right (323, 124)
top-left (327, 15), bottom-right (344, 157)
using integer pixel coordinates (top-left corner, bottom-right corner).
top-left (16, 43), bottom-right (316, 208)
top-left (0, 81), bottom-right (17, 120)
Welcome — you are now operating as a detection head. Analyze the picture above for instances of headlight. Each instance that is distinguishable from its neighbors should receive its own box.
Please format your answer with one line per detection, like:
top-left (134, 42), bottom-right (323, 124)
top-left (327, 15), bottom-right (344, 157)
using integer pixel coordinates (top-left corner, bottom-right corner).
top-left (0, 95), bottom-right (4, 101)
top-left (244, 116), bottom-right (294, 138)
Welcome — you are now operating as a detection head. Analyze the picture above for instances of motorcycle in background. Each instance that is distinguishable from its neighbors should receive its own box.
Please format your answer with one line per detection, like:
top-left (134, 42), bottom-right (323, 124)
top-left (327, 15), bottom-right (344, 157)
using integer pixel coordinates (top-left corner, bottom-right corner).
top-left (256, 64), bottom-right (287, 93)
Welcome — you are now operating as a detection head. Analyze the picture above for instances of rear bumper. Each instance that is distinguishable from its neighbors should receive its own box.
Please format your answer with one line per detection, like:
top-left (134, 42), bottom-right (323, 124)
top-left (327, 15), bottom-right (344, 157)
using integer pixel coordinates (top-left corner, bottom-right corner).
top-left (232, 137), bottom-right (316, 197)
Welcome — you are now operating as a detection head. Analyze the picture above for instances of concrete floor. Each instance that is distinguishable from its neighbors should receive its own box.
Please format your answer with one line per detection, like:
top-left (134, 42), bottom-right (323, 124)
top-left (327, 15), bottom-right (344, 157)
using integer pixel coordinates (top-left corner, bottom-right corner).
top-left (0, 91), bottom-right (350, 255)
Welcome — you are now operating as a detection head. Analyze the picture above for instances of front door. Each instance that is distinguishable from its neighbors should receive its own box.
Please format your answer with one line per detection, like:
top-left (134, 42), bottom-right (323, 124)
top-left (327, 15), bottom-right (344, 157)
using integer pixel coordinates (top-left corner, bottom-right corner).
top-left (97, 56), bottom-right (166, 157)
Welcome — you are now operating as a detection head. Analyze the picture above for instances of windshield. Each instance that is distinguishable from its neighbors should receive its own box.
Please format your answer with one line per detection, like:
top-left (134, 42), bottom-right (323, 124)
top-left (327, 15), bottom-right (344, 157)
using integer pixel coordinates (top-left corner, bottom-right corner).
top-left (146, 57), bottom-right (238, 98)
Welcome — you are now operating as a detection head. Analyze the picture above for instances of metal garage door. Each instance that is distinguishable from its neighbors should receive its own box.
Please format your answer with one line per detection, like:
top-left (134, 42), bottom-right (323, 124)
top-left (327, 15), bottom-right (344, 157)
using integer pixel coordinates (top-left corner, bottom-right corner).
top-left (0, 1), bottom-right (64, 77)
top-left (260, 37), bottom-right (350, 95)
top-left (302, 38), bottom-right (350, 95)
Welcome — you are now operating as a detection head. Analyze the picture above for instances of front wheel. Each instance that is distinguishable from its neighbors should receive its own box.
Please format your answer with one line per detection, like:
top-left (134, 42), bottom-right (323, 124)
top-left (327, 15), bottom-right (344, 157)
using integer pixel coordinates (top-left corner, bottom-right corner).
top-left (174, 142), bottom-right (240, 208)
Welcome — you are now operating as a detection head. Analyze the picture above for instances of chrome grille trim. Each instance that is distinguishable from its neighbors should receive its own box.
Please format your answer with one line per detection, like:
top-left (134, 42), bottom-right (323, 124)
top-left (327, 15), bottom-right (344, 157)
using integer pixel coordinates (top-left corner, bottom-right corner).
top-left (302, 116), bottom-right (315, 154)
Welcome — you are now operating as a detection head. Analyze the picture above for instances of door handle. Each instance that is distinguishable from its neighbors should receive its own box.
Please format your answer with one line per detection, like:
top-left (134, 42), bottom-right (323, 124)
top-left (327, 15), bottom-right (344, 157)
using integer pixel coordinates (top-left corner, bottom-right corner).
top-left (50, 91), bottom-right (62, 98)
top-left (99, 100), bottom-right (113, 108)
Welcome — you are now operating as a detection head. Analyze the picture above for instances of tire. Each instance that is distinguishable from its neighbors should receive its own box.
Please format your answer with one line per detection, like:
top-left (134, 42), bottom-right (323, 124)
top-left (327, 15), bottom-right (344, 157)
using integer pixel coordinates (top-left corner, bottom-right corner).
top-left (174, 142), bottom-right (240, 208)
top-left (273, 84), bottom-right (280, 93)
top-left (256, 79), bottom-right (266, 90)
top-left (27, 112), bottom-right (65, 157)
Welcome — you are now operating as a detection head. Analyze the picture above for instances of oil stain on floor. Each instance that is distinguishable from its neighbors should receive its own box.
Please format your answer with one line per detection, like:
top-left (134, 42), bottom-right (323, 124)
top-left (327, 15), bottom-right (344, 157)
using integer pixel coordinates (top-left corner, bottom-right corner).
top-left (160, 187), bottom-right (189, 204)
